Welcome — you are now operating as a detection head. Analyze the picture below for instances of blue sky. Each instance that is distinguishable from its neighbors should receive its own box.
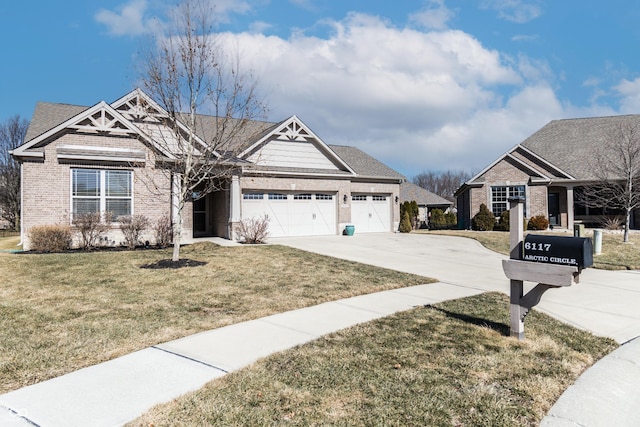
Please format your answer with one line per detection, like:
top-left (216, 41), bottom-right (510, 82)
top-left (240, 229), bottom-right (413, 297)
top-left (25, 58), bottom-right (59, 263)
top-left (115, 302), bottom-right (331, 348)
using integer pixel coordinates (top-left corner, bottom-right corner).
top-left (2, 0), bottom-right (640, 178)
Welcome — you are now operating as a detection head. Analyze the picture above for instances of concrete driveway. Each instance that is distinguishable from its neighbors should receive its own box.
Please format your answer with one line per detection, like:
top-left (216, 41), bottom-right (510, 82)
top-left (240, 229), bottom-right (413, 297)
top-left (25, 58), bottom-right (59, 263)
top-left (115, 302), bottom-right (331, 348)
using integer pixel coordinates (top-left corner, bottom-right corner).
top-left (273, 232), bottom-right (640, 344)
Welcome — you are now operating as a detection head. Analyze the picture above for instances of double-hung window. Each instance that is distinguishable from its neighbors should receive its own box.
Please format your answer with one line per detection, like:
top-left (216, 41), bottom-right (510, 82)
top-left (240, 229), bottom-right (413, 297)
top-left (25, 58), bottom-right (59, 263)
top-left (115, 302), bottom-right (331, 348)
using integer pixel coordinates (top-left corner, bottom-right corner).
top-left (72, 169), bottom-right (132, 221)
top-left (491, 185), bottom-right (525, 217)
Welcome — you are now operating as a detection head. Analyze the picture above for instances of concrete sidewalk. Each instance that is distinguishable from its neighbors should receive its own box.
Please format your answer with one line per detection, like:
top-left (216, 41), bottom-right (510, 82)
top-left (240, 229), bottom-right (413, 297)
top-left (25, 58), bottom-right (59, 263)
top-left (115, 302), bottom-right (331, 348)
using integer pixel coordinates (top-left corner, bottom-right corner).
top-left (0, 282), bottom-right (481, 427)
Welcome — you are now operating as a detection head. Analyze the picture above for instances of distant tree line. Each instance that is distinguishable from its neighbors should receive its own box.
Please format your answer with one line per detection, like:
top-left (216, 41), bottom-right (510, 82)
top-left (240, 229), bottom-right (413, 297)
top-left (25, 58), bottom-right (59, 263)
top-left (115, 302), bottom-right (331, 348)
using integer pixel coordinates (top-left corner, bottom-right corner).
top-left (412, 170), bottom-right (472, 203)
top-left (0, 115), bottom-right (29, 231)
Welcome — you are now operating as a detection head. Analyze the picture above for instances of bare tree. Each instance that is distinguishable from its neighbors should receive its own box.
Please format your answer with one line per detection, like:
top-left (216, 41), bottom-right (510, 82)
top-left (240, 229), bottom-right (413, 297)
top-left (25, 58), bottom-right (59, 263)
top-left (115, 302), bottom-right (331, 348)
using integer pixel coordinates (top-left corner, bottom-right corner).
top-left (412, 170), bottom-right (472, 202)
top-left (139, 0), bottom-right (266, 261)
top-left (580, 121), bottom-right (640, 242)
top-left (0, 115), bottom-right (29, 230)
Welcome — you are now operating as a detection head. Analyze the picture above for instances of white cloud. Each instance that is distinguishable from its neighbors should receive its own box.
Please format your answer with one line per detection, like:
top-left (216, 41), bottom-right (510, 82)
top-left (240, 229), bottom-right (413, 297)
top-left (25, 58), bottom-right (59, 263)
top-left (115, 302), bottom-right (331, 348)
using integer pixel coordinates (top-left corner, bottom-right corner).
top-left (480, 0), bottom-right (543, 23)
top-left (95, 0), bottom-right (152, 36)
top-left (218, 13), bottom-right (563, 175)
top-left (248, 20), bottom-right (273, 34)
top-left (95, 0), bottom-right (253, 36)
top-left (614, 78), bottom-right (640, 113)
top-left (409, 0), bottom-right (455, 30)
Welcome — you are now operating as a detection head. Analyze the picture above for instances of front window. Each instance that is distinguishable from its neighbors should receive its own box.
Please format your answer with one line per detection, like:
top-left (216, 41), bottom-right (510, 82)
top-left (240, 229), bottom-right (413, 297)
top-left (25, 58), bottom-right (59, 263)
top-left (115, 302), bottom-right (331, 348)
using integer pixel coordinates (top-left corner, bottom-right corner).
top-left (491, 185), bottom-right (525, 217)
top-left (72, 169), bottom-right (132, 221)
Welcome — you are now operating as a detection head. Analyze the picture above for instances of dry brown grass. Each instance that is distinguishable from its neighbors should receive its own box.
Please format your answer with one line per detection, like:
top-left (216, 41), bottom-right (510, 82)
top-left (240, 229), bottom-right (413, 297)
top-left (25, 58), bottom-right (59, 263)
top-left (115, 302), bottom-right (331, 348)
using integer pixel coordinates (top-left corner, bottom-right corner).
top-left (0, 234), bottom-right (20, 250)
top-left (0, 241), bottom-right (434, 394)
top-left (131, 293), bottom-right (617, 427)
top-left (422, 229), bottom-right (640, 270)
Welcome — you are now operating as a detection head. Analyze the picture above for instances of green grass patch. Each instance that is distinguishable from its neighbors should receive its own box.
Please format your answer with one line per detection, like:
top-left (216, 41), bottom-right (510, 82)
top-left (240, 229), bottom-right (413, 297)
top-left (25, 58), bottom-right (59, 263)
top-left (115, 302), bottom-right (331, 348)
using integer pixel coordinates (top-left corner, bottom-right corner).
top-left (0, 242), bottom-right (433, 394)
top-left (131, 293), bottom-right (617, 427)
top-left (423, 230), bottom-right (640, 270)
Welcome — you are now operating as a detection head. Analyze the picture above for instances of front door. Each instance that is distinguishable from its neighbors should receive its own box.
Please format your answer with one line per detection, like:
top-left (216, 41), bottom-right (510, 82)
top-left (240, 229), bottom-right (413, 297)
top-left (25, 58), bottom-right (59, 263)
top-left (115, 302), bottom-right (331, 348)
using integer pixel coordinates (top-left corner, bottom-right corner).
top-left (193, 194), bottom-right (208, 237)
top-left (548, 192), bottom-right (561, 226)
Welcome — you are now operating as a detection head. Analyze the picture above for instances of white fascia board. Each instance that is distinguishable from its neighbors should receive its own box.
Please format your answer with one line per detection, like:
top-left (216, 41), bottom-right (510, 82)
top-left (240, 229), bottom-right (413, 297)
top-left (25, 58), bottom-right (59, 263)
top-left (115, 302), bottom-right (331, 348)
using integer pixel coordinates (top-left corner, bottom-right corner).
top-left (111, 88), bottom-right (218, 161)
top-left (504, 153), bottom-right (551, 182)
top-left (465, 144), bottom-right (521, 184)
top-left (239, 115), bottom-right (356, 176)
top-left (12, 101), bottom-right (173, 160)
top-left (289, 115), bottom-right (357, 175)
top-left (110, 88), bottom-right (169, 119)
top-left (517, 144), bottom-right (575, 180)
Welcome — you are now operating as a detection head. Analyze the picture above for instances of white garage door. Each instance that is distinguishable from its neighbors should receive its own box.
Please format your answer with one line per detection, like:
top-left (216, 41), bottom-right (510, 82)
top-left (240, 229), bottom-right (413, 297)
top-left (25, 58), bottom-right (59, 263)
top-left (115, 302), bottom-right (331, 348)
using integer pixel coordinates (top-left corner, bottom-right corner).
top-left (242, 192), bottom-right (337, 237)
top-left (350, 194), bottom-right (391, 233)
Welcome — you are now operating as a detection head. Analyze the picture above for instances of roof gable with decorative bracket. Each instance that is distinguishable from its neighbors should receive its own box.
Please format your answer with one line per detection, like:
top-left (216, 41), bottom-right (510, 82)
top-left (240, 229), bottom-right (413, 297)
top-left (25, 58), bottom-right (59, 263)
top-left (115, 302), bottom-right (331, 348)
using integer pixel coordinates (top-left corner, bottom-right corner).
top-left (239, 115), bottom-right (356, 174)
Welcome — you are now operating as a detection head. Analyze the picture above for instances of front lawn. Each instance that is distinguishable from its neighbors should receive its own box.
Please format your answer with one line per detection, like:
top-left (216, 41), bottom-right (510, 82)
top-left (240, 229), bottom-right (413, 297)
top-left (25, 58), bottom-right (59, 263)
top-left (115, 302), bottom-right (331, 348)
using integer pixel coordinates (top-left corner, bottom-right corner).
top-left (0, 240), bottom-right (434, 394)
top-left (423, 230), bottom-right (640, 270)
top-left (131, 292), bottom-right (617, 426)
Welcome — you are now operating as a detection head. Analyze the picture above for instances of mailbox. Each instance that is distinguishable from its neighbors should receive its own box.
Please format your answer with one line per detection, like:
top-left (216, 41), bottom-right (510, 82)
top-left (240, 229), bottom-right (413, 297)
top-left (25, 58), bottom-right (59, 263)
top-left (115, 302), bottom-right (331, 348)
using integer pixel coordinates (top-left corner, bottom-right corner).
top-left (522, 234), bottom-right (593, 269)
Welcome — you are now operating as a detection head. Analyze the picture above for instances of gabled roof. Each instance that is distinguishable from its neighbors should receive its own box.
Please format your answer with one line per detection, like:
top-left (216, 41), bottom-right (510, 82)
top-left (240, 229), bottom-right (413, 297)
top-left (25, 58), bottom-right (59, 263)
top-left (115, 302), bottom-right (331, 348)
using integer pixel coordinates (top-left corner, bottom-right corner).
top-left (521, 114), bottom-right (640, 180)
top-left (24, 102), bottom-right (88, 142)
top-left (13, 100), bottom-right (176, 159)
top-left (400, 182), bottom-right (453, 207)
top-left (15, 89), bottom-right (404, 181)
top-left (238, 115), bottom-right (356, 175)
top-left (329, 145), bottom-right (405, 180)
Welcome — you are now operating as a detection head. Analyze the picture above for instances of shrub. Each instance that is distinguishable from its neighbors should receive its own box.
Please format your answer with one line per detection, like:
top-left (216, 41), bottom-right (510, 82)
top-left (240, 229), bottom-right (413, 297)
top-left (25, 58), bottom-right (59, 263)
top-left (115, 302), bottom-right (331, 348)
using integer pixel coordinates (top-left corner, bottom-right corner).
top-left (73, 212), bottom-right (111, 250)
top-left (494, 210), bottom-right (510, 231)
top-left (119, 215), bottom-right (150, 249)
top-left (154, 215), bottom-right (173, 247)
top-left (401, 201), bottom-right (420, 229)
top-left (430, 208), bottom-right (446, 227)
top-left (600, 216), bottom-right (623, 230)
top-left (472, 204), bottom-right (496, 231)
top-left (399, 211), bottom-right (412, 233)
top-left (444, 212), bottom-right (457, 226)
top-left (238, 216), bottom-right (270, 244)
top-left (29, 224), bottom-right (72, 252)
top-left (527, 215), bottom-right (549, 231)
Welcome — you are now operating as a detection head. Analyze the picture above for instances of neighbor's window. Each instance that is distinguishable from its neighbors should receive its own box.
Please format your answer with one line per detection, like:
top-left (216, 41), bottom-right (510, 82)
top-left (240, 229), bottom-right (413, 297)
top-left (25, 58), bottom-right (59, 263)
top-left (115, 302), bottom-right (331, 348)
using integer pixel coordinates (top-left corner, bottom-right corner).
top-left (491, 185), bottom-right (525, 217)
top-left (72, 169), bottom-right (132, 221)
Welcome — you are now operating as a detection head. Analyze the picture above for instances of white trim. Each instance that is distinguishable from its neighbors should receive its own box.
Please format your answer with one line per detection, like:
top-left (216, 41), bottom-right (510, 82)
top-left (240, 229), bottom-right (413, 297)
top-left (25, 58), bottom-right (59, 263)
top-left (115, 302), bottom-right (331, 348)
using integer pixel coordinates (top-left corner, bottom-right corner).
top-left (238, 115), bottom-right (356, 175)
top-left (13, 101), bottom-right (176, 160)
top-left (504, 153), bottom-right (551, 182)
top-left (56, 145), bottom-right (146, 164)
top-left (70, 168), bottom-right (134, 222)
top-left (517, 145), bottom-right (575, 180)
top-left (111, 88), bottom-right (220, 161)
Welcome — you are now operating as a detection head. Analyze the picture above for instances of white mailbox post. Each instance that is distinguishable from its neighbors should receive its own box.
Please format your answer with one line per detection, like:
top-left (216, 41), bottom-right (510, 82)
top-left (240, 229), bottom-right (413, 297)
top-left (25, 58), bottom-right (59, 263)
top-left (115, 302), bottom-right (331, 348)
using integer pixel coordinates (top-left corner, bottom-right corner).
top-left (503, 198), bottom-right (590, 339)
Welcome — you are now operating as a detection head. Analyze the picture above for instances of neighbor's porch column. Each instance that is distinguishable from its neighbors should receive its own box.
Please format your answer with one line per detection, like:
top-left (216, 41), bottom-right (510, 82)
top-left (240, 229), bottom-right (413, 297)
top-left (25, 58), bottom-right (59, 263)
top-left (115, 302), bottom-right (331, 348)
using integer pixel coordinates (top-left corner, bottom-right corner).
top-left (566, 185), bottom-right (574, 230)
top-left (229, 175), bottom-right (241, 239)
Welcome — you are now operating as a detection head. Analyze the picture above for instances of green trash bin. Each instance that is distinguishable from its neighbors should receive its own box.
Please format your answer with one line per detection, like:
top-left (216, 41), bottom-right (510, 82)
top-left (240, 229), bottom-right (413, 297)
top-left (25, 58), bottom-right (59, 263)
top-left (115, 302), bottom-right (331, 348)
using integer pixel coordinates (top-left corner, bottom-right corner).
top-left (345, 225), bottom-right (355, 236)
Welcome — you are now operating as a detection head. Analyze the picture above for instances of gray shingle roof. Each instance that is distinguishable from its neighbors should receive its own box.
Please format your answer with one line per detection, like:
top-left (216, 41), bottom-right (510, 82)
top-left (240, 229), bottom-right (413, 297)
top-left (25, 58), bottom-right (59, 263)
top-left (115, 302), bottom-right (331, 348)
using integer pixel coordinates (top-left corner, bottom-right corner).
top-left (21, 100), bottom-right (403, 181)
top-left (328, 145), bottom-right (405, 180)
top-left (24, 102), bottom-right (88, 143)
top-left (400, 182), bottom-right (453, 207)
top-left (521, 114), bottom-right (640, 180)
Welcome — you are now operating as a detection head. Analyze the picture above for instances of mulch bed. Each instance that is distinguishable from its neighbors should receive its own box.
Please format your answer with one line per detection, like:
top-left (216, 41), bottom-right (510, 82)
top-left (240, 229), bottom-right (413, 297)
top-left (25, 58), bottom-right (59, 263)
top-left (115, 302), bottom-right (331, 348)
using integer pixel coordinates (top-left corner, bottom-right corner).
top-left (140, 258), bottom-right (208, 269)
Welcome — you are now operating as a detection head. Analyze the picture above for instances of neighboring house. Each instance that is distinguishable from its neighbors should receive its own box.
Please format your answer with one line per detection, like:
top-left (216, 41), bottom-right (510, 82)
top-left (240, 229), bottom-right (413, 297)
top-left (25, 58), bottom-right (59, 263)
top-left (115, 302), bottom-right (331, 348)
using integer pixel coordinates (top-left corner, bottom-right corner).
top-left (455, 115), bottom-right (640, 230)
top-left (11, 89), bottom-right (405, 250)
top-left (400, 181), bottom-right (453, 226)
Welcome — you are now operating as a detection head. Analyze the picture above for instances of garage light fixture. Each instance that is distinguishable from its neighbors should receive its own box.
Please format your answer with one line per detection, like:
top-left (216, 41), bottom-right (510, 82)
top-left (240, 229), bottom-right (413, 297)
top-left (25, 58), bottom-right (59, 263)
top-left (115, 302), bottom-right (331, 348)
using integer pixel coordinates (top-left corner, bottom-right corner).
top-left (395, 196), bottom-right (399, 204)
top-left (343, 194), bottom-right (348, 204)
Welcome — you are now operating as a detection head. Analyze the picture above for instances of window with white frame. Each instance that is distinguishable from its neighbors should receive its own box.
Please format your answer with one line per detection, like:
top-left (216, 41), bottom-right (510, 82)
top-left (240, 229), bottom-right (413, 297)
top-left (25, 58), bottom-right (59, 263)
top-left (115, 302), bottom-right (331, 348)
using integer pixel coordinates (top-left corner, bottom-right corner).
top-left (72, 169), bottom-right (132, 221)
top-left (491, 185), bottom-right (525, 217)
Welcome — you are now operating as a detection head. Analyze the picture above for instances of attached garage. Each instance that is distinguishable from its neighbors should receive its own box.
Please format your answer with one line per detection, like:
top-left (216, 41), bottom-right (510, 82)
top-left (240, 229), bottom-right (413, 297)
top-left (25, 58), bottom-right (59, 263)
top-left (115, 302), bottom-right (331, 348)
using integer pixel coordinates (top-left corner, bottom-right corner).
top-left (242, 192), bottom-right (337, 237)
top-left (350, 194), bottom-right (391, 233)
